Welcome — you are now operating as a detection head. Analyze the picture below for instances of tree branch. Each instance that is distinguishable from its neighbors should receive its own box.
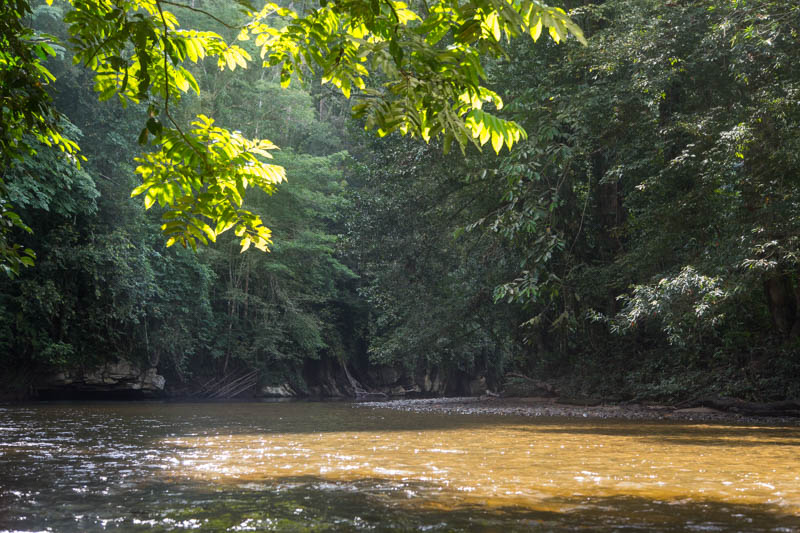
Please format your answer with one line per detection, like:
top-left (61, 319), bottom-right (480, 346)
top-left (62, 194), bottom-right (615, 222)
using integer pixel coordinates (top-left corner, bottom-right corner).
top-left (160, 0), bottom-right (243, 29)
top-left (155, 0), bottom-right (207, 166)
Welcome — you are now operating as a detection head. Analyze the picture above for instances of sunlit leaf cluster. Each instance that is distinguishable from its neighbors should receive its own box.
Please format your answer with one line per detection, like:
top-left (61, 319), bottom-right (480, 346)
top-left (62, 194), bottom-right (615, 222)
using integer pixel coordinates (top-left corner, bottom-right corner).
top-left (244, 0), bottom-right (584, 154)
top-left (63, 0), bottom-right (251, 104)
top-left (133, 114), bottom-right (285, 252)
top-left (3, 0), bottom-right (581, 275)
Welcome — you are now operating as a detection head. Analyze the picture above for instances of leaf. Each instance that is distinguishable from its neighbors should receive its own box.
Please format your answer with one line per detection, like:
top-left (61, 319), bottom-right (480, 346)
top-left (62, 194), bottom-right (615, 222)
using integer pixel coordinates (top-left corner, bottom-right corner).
top-left (146, 117), bottom-right (162, 136)
top-left (389, 38), bottom-right (404, 65)
top-left (531, 17), bottom-right (542, 41)
top-left (487, 12), bottom-right (501, 41)
top-left (491, 128), bottom-right (503, 154)
top-left (144, 189), bottom-right (157, 209)
top-left (131, 182), bottom-right (152, 197)
top-left (180, 68), bottom-right (200, 94)
top-left (225, 51), bottom-right (236, 70)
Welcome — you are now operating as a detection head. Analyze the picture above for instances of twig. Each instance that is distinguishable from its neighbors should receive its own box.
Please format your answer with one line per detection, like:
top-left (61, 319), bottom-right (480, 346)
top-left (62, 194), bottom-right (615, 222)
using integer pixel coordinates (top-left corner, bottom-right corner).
top-left (84, 32), bottom-right (119, 68)
top-left (568, 182), bottom-right (590, 255)
top-left (160, 0), bottom-right (243, 29)
top-left (155, 0), bottom-right (207, 165)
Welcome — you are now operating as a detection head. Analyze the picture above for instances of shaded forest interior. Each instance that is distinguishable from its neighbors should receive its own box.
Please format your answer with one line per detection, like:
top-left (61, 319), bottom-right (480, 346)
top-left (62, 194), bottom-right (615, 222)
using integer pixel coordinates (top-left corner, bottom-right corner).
top-left (2, 0), bottom-right (799, 402)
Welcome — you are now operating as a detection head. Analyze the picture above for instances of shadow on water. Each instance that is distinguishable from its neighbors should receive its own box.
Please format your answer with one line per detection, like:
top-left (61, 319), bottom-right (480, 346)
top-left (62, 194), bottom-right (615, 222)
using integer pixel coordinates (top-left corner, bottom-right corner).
top-left (9, 401), bottom-right (800, 440)
top-left (516, 424), bottom-right (800, 448)
top-left (3, 475), bottom-right (800, 532)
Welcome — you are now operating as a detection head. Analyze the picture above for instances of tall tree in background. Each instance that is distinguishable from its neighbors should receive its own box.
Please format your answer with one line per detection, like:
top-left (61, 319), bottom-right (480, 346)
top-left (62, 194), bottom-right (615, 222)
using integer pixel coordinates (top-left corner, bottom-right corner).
top-left (343, 133), bottom-right (528, 391)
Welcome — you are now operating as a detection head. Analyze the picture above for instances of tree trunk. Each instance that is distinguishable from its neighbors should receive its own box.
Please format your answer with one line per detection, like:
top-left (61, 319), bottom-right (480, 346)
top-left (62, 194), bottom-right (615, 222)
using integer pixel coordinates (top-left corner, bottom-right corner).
top-left (764, 273), bottom-right (798, 338)
top-left (792, 276), bottom-right (800, 339)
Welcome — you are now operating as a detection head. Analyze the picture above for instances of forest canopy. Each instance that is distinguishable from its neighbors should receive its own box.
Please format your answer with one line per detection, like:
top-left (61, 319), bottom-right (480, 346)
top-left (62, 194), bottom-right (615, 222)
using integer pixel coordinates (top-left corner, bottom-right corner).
top-left (1, 0), bottom-right (583, 275)
top-left (2, 0), bottom-right (799, 404)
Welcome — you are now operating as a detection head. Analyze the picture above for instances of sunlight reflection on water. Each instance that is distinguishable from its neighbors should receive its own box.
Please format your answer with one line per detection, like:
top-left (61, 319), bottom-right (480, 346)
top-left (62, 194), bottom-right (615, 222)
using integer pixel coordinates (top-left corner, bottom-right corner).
top-left (1, 401), bottom-right (799, 531)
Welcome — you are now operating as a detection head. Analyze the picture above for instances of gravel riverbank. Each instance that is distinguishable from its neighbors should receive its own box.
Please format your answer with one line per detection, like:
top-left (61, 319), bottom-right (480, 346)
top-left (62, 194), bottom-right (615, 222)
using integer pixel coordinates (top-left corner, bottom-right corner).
top-left (355, 396), bottom-right (800, 426)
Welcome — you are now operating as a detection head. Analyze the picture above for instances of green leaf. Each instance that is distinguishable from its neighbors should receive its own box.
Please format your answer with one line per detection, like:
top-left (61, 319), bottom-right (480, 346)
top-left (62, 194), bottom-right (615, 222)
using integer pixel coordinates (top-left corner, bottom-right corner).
top-left (144, 189), bottom-right (157, 209)
top-left (491, 128), bottom-right (503, 154)
top-left (146, 117), bottom-right (162, 136)
top-left (389, 39), bottom-right (404, 65)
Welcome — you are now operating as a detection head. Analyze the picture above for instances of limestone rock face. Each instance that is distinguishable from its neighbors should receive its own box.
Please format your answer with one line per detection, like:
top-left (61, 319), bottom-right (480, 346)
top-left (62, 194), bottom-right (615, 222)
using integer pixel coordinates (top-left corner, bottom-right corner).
top-left (259, 383), bottom-right (296, 398)
top-left (390, 385), bottom-right (407, 396)
top-left (421, 372), bottom-right (445, 394)
top-left (41, 359), bottom-right (165, 396)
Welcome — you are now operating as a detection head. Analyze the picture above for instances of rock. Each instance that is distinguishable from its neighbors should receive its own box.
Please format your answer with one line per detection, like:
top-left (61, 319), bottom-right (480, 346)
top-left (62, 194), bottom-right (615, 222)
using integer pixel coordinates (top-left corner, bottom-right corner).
top-left (105, 359), bottom-right (137, 381)
top-left (50, 372), bottom-right (73, 385)
top-left (674, 406), bottom-right (722, 414)
top-left (433, 376), bottom-right (445, 394)
top-left (39, 359), bottom-right (165, 397)
top-left (259, 383), bottom-right (296, 398)
top-left (356, 391), bottom-right (389, 400)
top-left (143, 368), bottom-right (166, 391)
top-left (320, 380), bottom-right (344, 397)
top-left (557, 397), bottom-right (602, 407)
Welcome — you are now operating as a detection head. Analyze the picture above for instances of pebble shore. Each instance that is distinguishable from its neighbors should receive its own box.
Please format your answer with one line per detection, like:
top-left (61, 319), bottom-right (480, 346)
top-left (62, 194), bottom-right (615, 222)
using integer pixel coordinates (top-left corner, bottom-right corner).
top-left (355, 396), bottom-right (800, 426)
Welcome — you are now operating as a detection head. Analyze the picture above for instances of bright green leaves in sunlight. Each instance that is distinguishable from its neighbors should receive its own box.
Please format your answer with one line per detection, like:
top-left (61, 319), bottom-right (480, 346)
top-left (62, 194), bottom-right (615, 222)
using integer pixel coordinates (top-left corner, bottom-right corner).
top-left (3, 0), bottom-right (583, 268)
top-left (63, 0), bottom-right (251, 106)
top-left (243, 0), bottom-right (584, 154)
top-left (132, 115), bottom-right (286, 252)
top-left (61, 0), bottom-right (275, 251)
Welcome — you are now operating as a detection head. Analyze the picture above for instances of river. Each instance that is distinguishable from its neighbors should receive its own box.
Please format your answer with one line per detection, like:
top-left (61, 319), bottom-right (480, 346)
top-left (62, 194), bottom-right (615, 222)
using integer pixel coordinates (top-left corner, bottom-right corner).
top-left (1, 401), bottom-right (799, 531)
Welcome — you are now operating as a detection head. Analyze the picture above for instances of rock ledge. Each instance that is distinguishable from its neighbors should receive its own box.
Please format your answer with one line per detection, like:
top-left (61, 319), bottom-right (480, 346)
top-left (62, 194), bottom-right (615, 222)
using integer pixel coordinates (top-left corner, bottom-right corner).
top-left (39, 359), bottom-right (165, 397)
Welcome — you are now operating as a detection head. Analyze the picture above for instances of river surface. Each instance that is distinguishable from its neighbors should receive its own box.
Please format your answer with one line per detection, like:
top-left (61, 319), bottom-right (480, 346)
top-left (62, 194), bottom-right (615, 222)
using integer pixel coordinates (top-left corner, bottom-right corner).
top-left (1, 401), bottom-right (799, 532)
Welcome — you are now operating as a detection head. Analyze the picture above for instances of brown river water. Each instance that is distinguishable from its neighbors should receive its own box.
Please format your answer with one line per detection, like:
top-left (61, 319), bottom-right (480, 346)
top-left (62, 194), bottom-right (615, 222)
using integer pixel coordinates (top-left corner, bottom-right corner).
top-left (1, 401), bottom-right (799, 531)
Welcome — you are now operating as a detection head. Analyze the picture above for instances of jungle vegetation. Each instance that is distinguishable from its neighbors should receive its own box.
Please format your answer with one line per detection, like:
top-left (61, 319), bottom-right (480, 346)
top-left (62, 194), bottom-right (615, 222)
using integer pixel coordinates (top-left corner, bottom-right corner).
top-left (1, 0), bottom-right (798, 401)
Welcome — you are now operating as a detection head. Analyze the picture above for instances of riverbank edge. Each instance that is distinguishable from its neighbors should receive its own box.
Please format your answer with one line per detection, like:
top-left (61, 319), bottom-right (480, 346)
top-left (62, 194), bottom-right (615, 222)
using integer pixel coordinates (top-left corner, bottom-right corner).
top-left (355, 396), bottom-right (800, 426)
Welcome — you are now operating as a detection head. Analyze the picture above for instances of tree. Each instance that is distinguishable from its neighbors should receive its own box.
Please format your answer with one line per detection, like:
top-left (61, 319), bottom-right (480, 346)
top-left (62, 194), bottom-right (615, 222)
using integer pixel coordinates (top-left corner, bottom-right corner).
top-left (0, 6), bottom-right (361, 390)
top-left (343, 133), bottom-right (527, 390)
top-left (1, 0), bottom-right (81, 277)
top-left (1, 0), bottom-right (584, 274)
top-left (473, 0), bottom-right (800, 399)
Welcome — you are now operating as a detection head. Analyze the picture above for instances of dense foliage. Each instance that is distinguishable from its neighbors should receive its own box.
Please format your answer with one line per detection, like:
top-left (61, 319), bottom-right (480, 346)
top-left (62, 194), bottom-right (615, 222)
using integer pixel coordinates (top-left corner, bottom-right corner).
top-left (1, 0), bottom-right (798, 401)
top-left (344, 0), bottom-right (800, 399)
top-left (478, 0), bottom-right (800, 399)
top-left (1, 0), bottom-right (363, 394)
top-left (1, 0), bottom-right (582, 270)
